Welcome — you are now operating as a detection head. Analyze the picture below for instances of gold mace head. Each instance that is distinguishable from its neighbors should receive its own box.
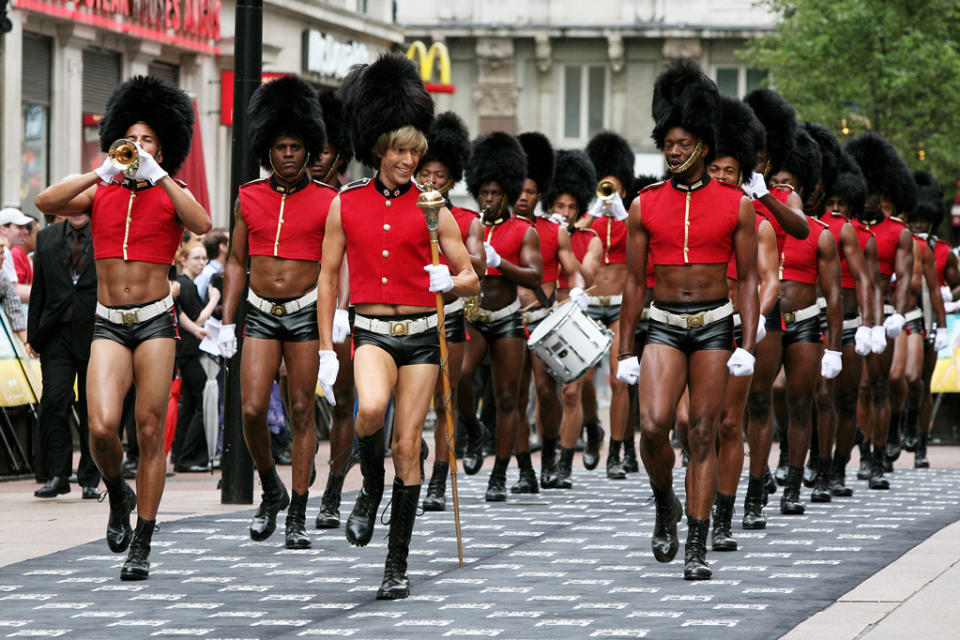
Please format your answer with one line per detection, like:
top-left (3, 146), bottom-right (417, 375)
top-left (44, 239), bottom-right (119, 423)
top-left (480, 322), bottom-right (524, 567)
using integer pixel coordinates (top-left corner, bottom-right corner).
top-left (417, 180), bottom-right (444, 231)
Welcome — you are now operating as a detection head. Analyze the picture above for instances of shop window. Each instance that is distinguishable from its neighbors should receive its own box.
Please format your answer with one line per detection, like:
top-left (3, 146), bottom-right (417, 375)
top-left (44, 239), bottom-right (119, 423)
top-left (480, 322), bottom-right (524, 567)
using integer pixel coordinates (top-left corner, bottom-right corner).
top-left (148, 61), bottom-right (179, 86)
top-left (715, 66), bottom-right (769, 97)
top-left (22, 33), bottom-right (51, 220)
top-left (562, 64), bottom-right (607, 143)
top-left (82, 49), bottom-right (121, 173)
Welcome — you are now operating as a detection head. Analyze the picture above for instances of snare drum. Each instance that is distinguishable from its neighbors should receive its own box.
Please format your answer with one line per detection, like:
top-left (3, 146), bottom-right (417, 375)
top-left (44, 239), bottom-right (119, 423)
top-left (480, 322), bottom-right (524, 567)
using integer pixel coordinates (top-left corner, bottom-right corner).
top-left (527, 301), bottom-right (613, 383)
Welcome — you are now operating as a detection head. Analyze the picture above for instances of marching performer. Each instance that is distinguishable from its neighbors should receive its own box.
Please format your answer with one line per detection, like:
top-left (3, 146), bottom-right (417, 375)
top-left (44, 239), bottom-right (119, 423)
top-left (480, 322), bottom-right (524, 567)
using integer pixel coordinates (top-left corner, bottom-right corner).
top-left (35, 76), bottom-right (211, 579)
top-left (457, 132), bottom-right (543, 502)
top-left (219, 76), bottom-right (336, 548)
top-left (618, 61), bottom-right (759, 580)
top-left (317, 54), bottom-right (479, 599)
top-left (416, 111), bottom-right (485, 510)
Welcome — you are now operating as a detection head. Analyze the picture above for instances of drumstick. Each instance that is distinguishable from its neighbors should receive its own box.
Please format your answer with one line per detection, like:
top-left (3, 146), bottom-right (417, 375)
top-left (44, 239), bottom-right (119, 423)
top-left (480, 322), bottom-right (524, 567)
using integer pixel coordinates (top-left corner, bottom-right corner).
top-left (521, 285), bottom-right (597, 313)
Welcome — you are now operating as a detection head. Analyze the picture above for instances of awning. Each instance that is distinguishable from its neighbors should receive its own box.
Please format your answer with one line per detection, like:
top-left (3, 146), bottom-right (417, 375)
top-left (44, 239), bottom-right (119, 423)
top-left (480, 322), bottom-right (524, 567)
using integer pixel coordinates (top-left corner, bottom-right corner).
top-left (177, 100), bottom-right (211, 215)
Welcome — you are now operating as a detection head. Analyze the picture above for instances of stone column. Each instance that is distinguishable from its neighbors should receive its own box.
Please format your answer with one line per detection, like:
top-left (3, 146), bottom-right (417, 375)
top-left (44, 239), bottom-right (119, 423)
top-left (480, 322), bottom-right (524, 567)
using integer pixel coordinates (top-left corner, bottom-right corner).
top-left (51, 24), bottom-right (96, 182)
top-left (473, 37), bottom-right (518, 135)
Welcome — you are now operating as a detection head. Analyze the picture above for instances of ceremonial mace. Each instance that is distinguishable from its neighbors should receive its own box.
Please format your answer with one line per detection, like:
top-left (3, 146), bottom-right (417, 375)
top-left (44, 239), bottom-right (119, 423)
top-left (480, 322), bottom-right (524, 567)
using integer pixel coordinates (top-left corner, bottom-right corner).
top-left (417, 182), bottom-right (465, 567)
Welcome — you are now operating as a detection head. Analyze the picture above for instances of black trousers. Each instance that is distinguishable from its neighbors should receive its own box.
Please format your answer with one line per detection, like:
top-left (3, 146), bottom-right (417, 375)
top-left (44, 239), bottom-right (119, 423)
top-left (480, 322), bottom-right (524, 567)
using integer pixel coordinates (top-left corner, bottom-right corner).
top-left (171, 355), bottom-right (209, 468)
top-left (37, 324), bottom-right (99, 486)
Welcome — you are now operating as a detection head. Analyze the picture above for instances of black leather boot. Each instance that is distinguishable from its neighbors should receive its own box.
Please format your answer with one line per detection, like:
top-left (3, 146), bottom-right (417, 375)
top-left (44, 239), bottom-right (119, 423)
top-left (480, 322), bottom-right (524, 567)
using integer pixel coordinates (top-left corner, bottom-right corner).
top-left (810, 456), bottom-right (832, 502)
top-left (104, 477), bottom-right (137, 553)
top-left (742, 475), bottom-right (766, 529)
top-left (315, 473), bottom-right (345, 529)
top-left (462, 417), bottom-right (485, 475)
top-left (622, 437), bottom-right (639, 473)
top-left (606, 439), bottom-right (627, 479)
top-left (829, 451), bottom-right (853, 497)
top-left (803, 431), bottom-right (818, 488)
top-left (711, 493), bottom-right (737, 551)
top-left (763, 467), bottom-right (777, 501)
top-left (582, 420), bottom-right (604, 470)
top-left (683, 516), bottom-right (712, 580)
top-left (284, 491), bottom-right (311, 549)
top-left (556, 447), bottom-right (574, 489)
top-left (377, 482), bottom-right (421, 600)
top-left (902, 408), bottom-right (919, 452)
top-left (485, 457), bottom-right (509, 502)
top-left (539, 437), bottom-right (560, 489)
top-left (886, 412), bottom-right (903, 463)
top-left (914, 432), bottom-right (930, 468)
top-left (422, 461), bottom-right (448, 511)
top-left (250, 466), bottom-right (290, 541)
top-left (510, 452), bottom-right (539, 494)
top-left (651, 486), bottom-right (683, 563)
top-left (346, 431), bottom-right (385, 547)
top-left (868, 442), bottom-right (890, 489)
top-left (857, 440), bottom-right (872, 480)
top-left (780, 465), bottom-right (806, 514)
top-left (775, 442), bottom-right (790, 485)
top-left (120, 517), bottom-right (155, 581)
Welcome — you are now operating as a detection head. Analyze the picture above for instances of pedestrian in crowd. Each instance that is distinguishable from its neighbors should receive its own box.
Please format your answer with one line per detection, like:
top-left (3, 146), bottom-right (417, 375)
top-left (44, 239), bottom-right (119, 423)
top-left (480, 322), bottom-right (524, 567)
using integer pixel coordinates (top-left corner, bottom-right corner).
top-left (194, 228), bottom-right (227, 302)
top-left (0, 235), bottom-right (28, 344)
top-left (0, 207), bottom-right (34, 302)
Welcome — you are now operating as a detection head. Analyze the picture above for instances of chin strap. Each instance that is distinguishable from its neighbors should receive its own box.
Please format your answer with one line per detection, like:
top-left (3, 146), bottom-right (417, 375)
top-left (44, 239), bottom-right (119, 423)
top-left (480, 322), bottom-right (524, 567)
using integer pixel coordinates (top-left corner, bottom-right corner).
top-left (666, 141), bottom-right (704, 175)
top-left (320, 155), bottom-right (342, 185)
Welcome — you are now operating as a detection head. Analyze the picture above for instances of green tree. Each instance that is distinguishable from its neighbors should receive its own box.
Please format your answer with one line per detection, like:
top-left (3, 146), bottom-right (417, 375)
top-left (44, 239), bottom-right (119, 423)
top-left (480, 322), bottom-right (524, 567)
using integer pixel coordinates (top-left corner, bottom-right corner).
top-left (743, 0), bottom-right (960, 196)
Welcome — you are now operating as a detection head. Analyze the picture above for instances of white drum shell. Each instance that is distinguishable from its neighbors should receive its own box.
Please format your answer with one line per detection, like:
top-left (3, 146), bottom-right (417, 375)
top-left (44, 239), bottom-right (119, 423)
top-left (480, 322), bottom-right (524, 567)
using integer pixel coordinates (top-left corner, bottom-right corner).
top-left (527, 301), bottom-right (613, 383)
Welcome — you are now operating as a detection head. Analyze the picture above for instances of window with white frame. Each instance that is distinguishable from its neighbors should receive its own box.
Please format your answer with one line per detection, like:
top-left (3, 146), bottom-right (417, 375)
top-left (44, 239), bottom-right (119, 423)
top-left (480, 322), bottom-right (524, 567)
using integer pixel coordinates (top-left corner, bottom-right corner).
top-left (562, 64), bottom-right (607, 143)
top-left (715, 66), bottom-right (769, 97)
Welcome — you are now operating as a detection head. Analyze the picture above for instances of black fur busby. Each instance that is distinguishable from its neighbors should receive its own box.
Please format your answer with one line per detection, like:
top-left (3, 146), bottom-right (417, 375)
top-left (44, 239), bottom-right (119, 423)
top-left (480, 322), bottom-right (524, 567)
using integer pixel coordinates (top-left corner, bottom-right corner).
top-left (778, 128), bottom-right (822, 199)
top-left (517, 132), bottom-right (555, 194)
top-left (744, 89), bottom-right (796, 174)
top-left (802, 122), bottom-right (841, 197)
top-left (651, 60), bottom-right (721, 161)
top-left (465, 132), bottom-right (527, 205)
top-left (894, 161), bottom-right (918, 216)
top-left (586, 131), bottom-right (634, 194)
top-left (98, 75), bottom-right (194, 176)
top-left (913, 170), bottom-right (945, 227)
top-left (248, 75), bottom-right (325, 170)
top-left (543, 149), bottom-right (597, 215)
top-left (715, 95), bottom-right (764, 178)
top-left (343, 53), bottom-right (434, 168)
top-left (827, 152), bottom-right (868, 215)
top-left (843, 133), bottom-right (902, 201)
top-left (318, 89), bottom-right (352, 167)
top-left (634, 174), bottom-right (661, 192)
top-left (419, 112), bottom-right (471, 186)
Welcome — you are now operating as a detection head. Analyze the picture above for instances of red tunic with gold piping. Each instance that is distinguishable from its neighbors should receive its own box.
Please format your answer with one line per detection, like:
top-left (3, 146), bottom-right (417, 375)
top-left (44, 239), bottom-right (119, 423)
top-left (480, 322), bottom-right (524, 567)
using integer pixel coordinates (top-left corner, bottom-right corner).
top-left (91, 175), bottom-right (186, 264)
top-left (535, 217), bottom-right (561, 284)
top-left (752, 185), bottom-right (793, 257)
top-left (859, 215), bottom-right (907, 277)
top-left (727, 212), bottom-right (768, 281)
top-left (240, 176), bottom-right (336, 262)
top-left (780, 217), bottom-right (829, 285)
top-left (934, 239), bottom-right (951, 287)
top-left (483, 214), bottom-right (532, 277)
top-left (821, 210), bottom-right (872, 290)
top-left (558, 227), bottom-right (598, 289)
top-left (588, 215), bottom-right (626, 265)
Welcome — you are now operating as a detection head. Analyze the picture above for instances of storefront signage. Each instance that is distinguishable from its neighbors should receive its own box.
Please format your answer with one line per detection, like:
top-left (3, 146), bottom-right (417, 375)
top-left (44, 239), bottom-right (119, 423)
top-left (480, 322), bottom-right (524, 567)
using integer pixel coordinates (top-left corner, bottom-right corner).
top-left (302, 30), bottom-right (369, 81)
top-left (405, 40), bottom-right (455, 94)
top-left (13, 0), bottom-right (221, 55)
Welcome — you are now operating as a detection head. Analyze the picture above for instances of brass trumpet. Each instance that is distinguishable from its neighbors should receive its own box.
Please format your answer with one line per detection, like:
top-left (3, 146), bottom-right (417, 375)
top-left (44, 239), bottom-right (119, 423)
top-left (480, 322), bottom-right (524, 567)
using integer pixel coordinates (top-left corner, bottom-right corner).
top-left (108, 139), bottom-right (140, 178)
top-left (597, 179), bottom-right (618, 201)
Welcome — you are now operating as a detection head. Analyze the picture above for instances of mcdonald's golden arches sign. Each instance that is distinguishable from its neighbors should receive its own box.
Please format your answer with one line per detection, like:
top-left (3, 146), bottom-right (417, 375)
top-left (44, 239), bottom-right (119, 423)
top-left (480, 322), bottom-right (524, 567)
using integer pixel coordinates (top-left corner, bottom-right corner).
top-left (406, 41), bottom-right (456, 94)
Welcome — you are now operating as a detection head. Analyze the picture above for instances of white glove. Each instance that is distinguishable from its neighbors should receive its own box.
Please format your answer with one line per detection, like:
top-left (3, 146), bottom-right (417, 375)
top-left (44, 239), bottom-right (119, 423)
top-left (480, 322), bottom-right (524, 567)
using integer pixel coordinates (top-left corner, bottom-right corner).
top-left (935, 327), bottom-right (950, 351)
top-left (854, 326), bottom-right (872, 356)
top-left (755, 315), bottom-right (767, 344)
top-left (548, 213), bottom-right (567, 226)
top-left (870, 326), bottom-right (887, 354)
top-left (741, 171), bottom-right (770, 200)
top-left (726, 347), bottom-right (755, 377)
top-left (424, 264), bottom-right (454, 293)
top-left (94, 155), bottom-right (121, 182)
top-left (820, 349), bottom-right (843, 379)
top-left (483, 242), bottom-right (502, 269)
top-left (218, 323), bottom-right (237, 359)
top-left (615, 356), bottom-right (640, 385)
top-left (569, 287), bottom-right (589, 311)
top-left (317, 350), bottom-right (339, 405)
top-left (883, 313), bottom-right (905, 338)
top-left (946, 300), bottom-right (960, 314)
top-left (588, 196), bottom-right (628, 221)
top-left (134, 144), bottom-right (168, 185)
top-left (332, 308), bottom-right (351, 344)
top-left (941, 285), bottom-right (954, 303)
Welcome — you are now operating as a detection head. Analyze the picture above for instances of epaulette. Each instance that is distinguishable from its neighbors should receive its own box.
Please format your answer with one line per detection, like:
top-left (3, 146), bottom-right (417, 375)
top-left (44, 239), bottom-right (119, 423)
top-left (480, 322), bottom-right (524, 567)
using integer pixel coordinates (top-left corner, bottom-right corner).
top-left (239, 177), bottom-right (267, 189)
top-left (311, 179), bottom-right (339, 192)
top-left (639, 180), bottom-right (666, 193)
top-left (770, 183), bottom-right (796, 193)
top-left (889, 216), bottom-right (907, 226)
top-left (452, 206), bottom-right (479, 218)
top-left (715, 180), bottom-right (744, 193)
top-left (575, 226), bottom-right (601, 239)
top-left (340, 178), bottom-right (370, 193)
top-left (811, 217), bottom-right (830, 229)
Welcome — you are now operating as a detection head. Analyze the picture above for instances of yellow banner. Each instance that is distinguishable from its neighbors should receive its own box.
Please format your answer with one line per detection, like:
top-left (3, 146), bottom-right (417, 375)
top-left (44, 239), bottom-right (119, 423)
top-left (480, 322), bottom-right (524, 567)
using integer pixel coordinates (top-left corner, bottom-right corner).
top-left (931, 314), bottom-right (960, 393)
top-left (0, 309), bottom-right (41, 406)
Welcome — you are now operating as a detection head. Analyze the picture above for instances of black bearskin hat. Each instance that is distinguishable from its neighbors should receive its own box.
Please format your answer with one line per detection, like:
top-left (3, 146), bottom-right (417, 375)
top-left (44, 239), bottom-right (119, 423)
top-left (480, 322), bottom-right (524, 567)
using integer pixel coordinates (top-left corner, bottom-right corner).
top-left (248, 75), bottom-right (325, 170)
top-left (894, 160), bottom-right (918, 216)
top-left (466, 132), bottom-right (527, 205)
top-left (517, 132), bottom-right (555, 194)
top-left (586, 131), bottom-right (634, 194)
top-left (318, 89), bottom-right (352, 167)
top-left (827, 152), bottom-right (868, 215)
top-left (844, 133), bottom-right (901, 200)
top-left (913, 170), bottom-right (944, 227)
top-left (802, 122), bottom-right (841, 197)
top-left (543, 149), bottom-right (597, 215)
top-left (651, 60), bottom-right (721, 161)
top-left (343, 53), bottom-right (434, 168)
top-left (715, 95), bottom-right (764, 178)
top-left (99, 75), bottom-right (194, 176)
top-left (778, 128), bottom-right (822, 199)
top-left (634, 174), bottom-right (661, 192)
top-left (419, 112), bottom-right (471, 186)
top-left (744, 89), bottom-right (796, 174)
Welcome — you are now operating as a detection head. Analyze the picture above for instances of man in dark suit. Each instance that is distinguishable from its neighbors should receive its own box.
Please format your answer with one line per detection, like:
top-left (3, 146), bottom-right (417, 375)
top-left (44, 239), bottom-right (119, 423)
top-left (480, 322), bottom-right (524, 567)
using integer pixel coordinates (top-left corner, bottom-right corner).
top-left (27, 214), bottom-right (100, 498)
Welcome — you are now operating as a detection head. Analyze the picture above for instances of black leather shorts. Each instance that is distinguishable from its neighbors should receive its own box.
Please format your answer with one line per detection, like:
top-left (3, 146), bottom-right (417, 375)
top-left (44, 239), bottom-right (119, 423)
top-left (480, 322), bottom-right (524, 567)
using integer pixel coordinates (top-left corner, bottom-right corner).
top-left (781, 315), bottom-right (822, 347)
top-left (821, 312), bottom-right (860, 347)
top-left (905, 315), bottom-right (925, 338)
top-left (634, 319), bottom-right (649, 352)
top-left (646, 300), bottom-right (734, 355)
top-left (445, 309), bottom-right (466, 344)
top-left (469, 310), bottom-right (526, 341)
top-left (586, 304), bottom-right (620, 326)
top-left (353, 315), bottom-right (440, 367)
top-left (764, 299), bottom-right (782, 333)
top-left (244, 301), bottom-right (318, 342)
top-left (92, 304), bottom-right (178, 349)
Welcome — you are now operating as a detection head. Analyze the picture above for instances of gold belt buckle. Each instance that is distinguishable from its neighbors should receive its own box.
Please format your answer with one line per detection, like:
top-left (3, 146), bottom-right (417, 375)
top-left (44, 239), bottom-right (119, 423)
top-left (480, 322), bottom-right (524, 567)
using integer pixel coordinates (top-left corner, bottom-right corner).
top-left (390, 321), bottom-right (409, 336)
top-left (271, 303), bottom-right (286, 317)
top-left (122, 311), bottom-right (138, 324)
top-left (686, 312), bottom-right (705, 329)
top-left (783, 311), bottom-right (796, 324)
top-left (599, 296), bottom-right (610, 306)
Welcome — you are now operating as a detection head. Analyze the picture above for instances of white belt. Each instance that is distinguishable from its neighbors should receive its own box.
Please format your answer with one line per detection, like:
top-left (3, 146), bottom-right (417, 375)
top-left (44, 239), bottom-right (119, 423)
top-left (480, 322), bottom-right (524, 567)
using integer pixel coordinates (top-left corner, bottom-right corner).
top-left (648, 300), bottom-right (734, 330)
top-left (96, 294), bottom-right (174, 325)
top-left (733, 313), bottom-right (742, 328)
top-left (817, 296), bottom-right (827, 310)
top-left (587, 294), bottom-right (622, 307)
top-left (443, 299), bottom-right (464, 315)
top-left (883, 303), bottom-right (896, 315)
top-left (781, 303), bottom-right (820, 325)
top-left (472, 298), bottom-right (521, 323)
top-left (248, 288), bottom-right (317, 317)
top-left (904, 308), bottom-right (922, 322)
top-left (842, 316), bottom-right (862, 330)
top-left (523, 306), bottom-right (552, 324)
top-left (354, 313), bottom-right (438, 336)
